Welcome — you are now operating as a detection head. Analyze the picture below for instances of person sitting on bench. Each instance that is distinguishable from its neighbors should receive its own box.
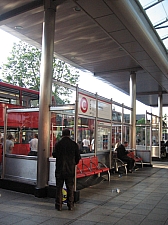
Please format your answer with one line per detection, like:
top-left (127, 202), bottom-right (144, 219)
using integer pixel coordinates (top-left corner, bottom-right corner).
top-left (116, 141), bottom-right (136, 173)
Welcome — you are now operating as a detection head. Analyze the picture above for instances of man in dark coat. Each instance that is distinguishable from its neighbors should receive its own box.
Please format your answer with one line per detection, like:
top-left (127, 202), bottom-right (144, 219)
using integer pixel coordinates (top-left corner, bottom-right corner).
top-left (116, 141), bottom-right (135, 173)
top-left (52, 129), bottom-right (81, 211)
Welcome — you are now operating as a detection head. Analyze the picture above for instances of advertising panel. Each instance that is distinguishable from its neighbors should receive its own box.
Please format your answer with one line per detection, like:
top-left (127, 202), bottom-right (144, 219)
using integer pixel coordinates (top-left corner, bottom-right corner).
top-left (97, 121), bottom-right (111, 151)
top-left (98, 100), bottom-right (112, 120)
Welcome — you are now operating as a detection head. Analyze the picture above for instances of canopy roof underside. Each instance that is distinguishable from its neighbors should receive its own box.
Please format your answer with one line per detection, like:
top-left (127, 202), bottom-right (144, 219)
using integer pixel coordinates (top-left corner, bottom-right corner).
top-left (0, 0), bottom-right (168, 107)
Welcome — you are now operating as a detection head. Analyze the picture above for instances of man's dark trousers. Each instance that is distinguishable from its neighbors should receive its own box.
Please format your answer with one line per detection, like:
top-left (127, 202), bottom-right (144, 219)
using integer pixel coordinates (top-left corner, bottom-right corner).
top-left (120, 156), bottom-right (134, 171)
top-left (55, 175), bottom-right (74, 209)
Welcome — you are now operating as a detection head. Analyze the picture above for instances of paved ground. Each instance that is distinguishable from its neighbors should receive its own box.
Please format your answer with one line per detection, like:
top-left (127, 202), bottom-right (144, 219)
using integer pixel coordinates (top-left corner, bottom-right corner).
top-left (0, 161), bottom-right (168, 224)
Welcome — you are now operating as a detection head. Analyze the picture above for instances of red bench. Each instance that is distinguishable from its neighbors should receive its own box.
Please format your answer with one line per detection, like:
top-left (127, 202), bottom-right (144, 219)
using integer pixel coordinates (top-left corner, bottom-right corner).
top-left (76, 156), bottom-right (110, 181)
top-left (76, 159), bottom-right (86, 178)
top-left (90, 156), bottom-right (110, 180)
top-left (127, 151), bottom-right (143, 168)
top-left (82, 157), bottom-right (96, 176)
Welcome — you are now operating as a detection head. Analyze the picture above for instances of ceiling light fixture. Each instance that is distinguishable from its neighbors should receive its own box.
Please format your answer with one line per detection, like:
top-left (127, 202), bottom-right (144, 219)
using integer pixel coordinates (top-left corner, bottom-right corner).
top-left (71, 56), bottom-right (76, 60)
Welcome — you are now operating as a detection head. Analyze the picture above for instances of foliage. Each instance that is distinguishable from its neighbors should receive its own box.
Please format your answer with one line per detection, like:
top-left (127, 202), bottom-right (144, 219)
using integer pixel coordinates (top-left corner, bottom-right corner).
top-left (136, 115), bottom-right (167, 127)
top-left (52, 59), bottom-right (79, 104)
top-left (2, 41), bottom-right (79, 104)
top-left (2, 42), bottom-right (41, 90)
top-left (136, 118), bottom-right (145, 125)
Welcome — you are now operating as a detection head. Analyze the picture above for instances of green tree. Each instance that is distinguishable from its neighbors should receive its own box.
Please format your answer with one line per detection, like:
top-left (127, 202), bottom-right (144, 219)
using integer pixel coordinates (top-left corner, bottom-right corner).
top-left (136, 118), bottom-right (145, 126)
top-left (2, 41), bottom-right (79, 104)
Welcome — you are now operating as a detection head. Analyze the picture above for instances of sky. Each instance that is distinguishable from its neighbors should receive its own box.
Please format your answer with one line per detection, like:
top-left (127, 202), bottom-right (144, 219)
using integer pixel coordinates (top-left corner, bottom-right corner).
top-left (0, 0), bottom-right (168, 115)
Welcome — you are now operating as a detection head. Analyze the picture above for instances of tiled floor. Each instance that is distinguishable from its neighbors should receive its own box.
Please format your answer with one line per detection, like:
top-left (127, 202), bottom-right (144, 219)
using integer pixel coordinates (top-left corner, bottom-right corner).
top-left (0, 161), bottom-right (168, 224)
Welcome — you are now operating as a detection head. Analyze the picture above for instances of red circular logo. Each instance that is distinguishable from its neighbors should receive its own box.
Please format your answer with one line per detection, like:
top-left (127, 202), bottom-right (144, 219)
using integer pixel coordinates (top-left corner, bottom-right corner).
top-left (80, 97), bottom-right (88, 113)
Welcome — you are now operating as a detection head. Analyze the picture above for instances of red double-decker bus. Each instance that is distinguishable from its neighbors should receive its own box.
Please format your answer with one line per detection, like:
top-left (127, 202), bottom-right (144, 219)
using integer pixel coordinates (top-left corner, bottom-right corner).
top-left (0, 81), bottom-right (39, 156)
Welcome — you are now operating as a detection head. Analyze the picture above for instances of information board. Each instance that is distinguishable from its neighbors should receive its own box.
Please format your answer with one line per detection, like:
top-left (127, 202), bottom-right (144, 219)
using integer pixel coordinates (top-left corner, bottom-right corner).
top-left (98, 100), bottom-right (112, 120)
top-left (78, 93), bottom-right (96, 117)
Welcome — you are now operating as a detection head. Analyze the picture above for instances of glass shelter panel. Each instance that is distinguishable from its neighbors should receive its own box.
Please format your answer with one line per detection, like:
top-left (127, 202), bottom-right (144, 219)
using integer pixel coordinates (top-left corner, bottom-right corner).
top-left (77, 117), bottom-right (95, 154)
top-left (112, 125), bottom-right (121, 149)
top-left (136, 112), bottom-right (160, 158)
top-left (150, 114), bottom-right (160, 157)
top-left (152, 126), bottom-right (159, 146)
top-left (136, 125), bottom-right (148, 148)
top-left (51, 112), bottom-right (75, 153)
top-left (123, 108), bottom-right (130, 123)
top-left (97, 122), bottom-right (111, 151)
top-left (123, 125), bottom-right (130, 144)
top-left (112, 104), bottom-right (122, 122)
top-left (146, 126), bottom-right (151, 148)
top-left (163, 114), bottom-right (168, 141)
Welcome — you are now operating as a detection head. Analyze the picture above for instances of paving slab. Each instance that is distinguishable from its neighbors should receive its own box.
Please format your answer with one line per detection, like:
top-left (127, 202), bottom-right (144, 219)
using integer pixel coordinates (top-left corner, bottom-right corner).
top-left (0, 161), bottom-right (168, 224)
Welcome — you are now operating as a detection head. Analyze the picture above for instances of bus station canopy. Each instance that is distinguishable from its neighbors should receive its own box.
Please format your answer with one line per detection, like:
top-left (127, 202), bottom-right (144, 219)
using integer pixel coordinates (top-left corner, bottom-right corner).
top-left (0, 0), bottom-right (168, 107)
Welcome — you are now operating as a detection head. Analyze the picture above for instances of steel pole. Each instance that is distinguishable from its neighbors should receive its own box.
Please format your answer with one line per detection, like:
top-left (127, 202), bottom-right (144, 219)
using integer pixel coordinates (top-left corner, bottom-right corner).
top-left (36, 0), bottom-right (56, 197)
top-left (158, 94), bottom-right (163, 142)
top-left (130, 72), bottom-right (136, 149)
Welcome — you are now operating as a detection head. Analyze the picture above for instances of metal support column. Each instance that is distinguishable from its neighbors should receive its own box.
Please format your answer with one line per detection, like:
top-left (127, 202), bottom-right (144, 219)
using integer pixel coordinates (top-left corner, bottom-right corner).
top-left (121, 103), bottom-right (124, 144)
top-left (95, 93), bottom-right (98, 157)
top-left (110, 98), bottom-right (113, 169)
top-left (74, 85), bottom-right (79, 192)
top-left (35, 0), bottom-right (56, 197)
top-left (130, 71), bottom-right (136, 149)
top-left (74, 85), bottom-right (79, 143)
top-left (158, 93), bottom-right (163, 142)
top-left (145, 110), bottom-right (148, 149)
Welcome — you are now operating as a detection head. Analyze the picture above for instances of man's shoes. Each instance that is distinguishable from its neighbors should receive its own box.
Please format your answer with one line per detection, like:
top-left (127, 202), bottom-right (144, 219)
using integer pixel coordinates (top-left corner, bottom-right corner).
top-left (57, 208), bottom-right (62, 211)
top-left (55, 205), bottom-right (62, 211)
top-left (68, 207), bottom-right (73, 211)
top-left (133, 166), bottom-right (139, 171)
top-left (67, 205), bottom-right (73, 211)
top-left (128, 169), bottom-right (133, 173)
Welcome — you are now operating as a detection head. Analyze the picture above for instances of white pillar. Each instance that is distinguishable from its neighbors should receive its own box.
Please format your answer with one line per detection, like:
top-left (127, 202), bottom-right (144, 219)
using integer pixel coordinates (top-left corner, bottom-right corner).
top-left (130, 72), bottom-right (136, 149)
top-left (158, 94), bottom-right (163, 142)
top-left (36, 0), bottom-right (56, 197)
